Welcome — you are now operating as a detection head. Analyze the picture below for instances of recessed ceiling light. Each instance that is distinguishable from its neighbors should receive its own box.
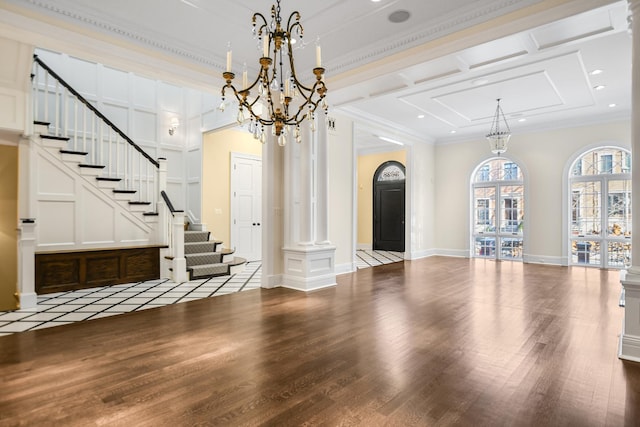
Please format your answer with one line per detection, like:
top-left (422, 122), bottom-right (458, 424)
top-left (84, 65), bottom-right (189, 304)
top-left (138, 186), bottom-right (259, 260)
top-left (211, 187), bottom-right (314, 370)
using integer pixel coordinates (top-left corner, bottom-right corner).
top-left (417, 114), bottom-right (425, 119)
top-left (590, 69), bottom-right (603, 75)
top-left (450, 130), bottom-right (457, 134)
top-left (471, 78), bottom-right (489, 86)
top-left (594, 85), bottom-right (606, 90)
top-left (609, 103), bottom-right (617, 108)
top-left (371, 0), bottom-right (382, 2)
top-left (518, 118), bottom-right (526, 122)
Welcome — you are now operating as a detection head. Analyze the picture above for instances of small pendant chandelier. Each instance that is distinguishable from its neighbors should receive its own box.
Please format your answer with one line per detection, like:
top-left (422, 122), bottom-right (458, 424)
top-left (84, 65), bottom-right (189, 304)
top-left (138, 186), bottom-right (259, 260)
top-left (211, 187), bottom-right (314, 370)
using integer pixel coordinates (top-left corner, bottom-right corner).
top-left (486, 98), bottom-right (511, 155)
top-left (220, 0), bottom-right (328, 147)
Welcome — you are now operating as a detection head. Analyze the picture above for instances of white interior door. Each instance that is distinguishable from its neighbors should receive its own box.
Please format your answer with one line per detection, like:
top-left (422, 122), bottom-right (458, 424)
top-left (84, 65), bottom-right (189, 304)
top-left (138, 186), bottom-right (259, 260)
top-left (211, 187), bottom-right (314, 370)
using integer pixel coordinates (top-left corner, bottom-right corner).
top-left (231, 153), bottom-right (262, 261)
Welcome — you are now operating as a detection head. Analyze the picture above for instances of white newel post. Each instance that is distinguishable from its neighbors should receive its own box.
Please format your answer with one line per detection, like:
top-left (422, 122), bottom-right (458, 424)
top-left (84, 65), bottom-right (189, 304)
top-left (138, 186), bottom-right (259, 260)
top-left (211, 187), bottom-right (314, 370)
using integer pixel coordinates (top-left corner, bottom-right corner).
top-left (18, 220), bottom-right (37, 309)
top-left (620, 0), bottom-right (640, 362)
top-left (282, 115), bottom-right (336, 292)
top-left (171, 211), bottom-right (188, 283)
top-left (157, 158), bottom-right (168, 246)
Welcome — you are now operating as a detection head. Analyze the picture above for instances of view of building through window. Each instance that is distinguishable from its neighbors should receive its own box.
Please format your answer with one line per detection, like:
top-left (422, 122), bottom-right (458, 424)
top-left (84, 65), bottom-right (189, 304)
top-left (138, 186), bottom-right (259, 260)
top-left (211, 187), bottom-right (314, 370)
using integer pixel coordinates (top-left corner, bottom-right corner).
top-left (472, 158), bottom-right (524, 261)
top-left (570, 147), bottom-right (631, 268)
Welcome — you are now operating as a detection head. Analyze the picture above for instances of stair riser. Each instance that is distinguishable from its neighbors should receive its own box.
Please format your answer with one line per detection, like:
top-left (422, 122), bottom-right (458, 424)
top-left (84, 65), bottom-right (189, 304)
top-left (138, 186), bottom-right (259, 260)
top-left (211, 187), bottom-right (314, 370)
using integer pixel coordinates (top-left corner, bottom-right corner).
top-left (41, 139), bottom-right (68, 151)
top-left (60, 153), bottom-right (86, 164)
top-left (184, 231), bottom-right (211, 243)
top-left (186, 254), bottom-right (223, 267)
top-left (96, 180), bottom-right (121, 190)
top-left (79, 168), bottom-right (103, 177)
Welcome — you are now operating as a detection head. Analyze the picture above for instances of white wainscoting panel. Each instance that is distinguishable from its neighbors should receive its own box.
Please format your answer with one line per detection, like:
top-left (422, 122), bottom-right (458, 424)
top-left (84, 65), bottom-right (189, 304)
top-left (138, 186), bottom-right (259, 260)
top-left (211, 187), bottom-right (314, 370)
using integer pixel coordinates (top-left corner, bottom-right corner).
top-left (81, 187), bottom-right (115, 245)
top-left (102, 66), bottom-right (130, 104)
top-left (132, 109), bottom-right (157, 141)
top-left (37, 200), bottom-right (75, 246)
top-left (133, 75), bottom-right (156, 109)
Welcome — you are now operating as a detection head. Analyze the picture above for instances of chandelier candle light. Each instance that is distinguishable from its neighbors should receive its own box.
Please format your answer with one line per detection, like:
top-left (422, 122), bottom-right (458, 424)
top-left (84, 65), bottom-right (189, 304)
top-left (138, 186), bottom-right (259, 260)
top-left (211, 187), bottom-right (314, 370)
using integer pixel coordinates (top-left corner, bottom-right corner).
top-left (221, 0), bottom-right (328, 146)
top-left (486, 98), bottom-right (511, 155)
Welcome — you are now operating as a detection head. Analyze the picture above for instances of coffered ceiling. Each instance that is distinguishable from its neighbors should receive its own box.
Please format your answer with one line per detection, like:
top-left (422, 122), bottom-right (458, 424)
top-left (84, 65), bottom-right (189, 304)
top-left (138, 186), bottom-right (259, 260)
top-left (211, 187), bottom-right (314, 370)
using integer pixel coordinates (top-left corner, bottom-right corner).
top-left (0, 0), bottom-right (630, 152)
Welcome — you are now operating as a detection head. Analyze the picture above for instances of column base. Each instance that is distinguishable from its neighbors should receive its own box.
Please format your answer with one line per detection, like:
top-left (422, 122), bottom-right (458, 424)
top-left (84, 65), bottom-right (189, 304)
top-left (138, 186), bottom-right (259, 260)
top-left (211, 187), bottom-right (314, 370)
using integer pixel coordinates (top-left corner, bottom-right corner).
top-left (619, 273), bottom-right (640, 362)
top-left (282, 245), bottom-right (336, 292)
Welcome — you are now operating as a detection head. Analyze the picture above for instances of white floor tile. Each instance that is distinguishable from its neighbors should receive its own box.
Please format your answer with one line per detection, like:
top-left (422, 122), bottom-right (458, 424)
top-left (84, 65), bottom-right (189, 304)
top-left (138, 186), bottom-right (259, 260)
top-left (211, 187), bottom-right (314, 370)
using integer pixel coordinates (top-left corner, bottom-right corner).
top-left (0, 312), bottom-right (39, 321)
top-left (54, 312), bottom-right (96, 322)
top-left (0, 322), bottom-right (42, 333)
top-left (103, 305), bottom-right (140, 313)
top-left (21, 312), bottom-right (64, 321)
top-left (74, 304), bottom-right (116, 313)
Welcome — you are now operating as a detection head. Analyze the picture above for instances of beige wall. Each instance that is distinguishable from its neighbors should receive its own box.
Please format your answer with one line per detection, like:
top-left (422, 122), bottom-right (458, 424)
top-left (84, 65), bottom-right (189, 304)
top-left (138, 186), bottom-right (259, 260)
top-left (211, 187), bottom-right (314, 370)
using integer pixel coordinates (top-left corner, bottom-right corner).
top-left (434, 120), bottom-right (631, 262)
top-left (357, 150), bottom-right (406, 247)
top-left (0, 140), bottom-right (18, 310)
top-left (202, 128), bottom-right (262, 247)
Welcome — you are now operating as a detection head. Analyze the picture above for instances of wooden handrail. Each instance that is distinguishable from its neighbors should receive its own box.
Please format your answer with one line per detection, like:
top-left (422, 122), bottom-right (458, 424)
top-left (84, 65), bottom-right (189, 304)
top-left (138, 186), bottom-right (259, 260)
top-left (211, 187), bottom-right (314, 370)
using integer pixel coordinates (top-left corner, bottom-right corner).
top-left (161, 191), bottom-right (183, 214)
top-left (33, 55), bottom-right (159, 168)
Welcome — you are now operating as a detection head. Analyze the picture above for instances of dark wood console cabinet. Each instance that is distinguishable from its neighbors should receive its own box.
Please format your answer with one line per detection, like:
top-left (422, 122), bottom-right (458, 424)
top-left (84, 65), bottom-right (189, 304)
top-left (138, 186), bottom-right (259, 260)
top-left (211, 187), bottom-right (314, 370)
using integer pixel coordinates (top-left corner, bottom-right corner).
top-left (35, 246), bottom-right (163, 294)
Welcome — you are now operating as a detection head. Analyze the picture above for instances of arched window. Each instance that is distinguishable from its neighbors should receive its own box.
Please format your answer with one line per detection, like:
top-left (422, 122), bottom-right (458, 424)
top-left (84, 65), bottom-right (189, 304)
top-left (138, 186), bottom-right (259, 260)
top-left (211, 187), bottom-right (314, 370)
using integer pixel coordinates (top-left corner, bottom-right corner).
top-left (471, 158), bottom-right (524, 261)
top-left (569, 147), bottom-right (631, 268)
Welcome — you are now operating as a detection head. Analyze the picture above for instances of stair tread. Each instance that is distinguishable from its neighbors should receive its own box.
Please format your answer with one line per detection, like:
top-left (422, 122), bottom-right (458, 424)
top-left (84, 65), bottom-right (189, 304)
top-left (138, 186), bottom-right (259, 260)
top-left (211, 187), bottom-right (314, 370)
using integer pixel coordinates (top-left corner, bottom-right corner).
top-left (96, 177), bottom-right (122, 182)
top-left (143, 212), bottom-right (159, 216)
top-left (34, 120), bottom-right (50, 126)
top-left (128, 201), bottom-right (152, 205)
top-left (113, 189), bottom-right (137, 194)
top-left (79, 164), bottom-right (105, 169)
top-left (40, 134), bottom-right (69, 141)
top-left (60, 149), bottom-right (88, 155)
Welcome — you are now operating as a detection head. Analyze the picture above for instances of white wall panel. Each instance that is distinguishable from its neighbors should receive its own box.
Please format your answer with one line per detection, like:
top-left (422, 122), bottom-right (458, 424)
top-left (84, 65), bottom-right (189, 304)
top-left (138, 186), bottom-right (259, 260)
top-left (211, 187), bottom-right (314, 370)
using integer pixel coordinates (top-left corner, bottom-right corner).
top-left (81, 188), bottom-right (115, 244)
top-left (161, 146), bottom-right (184, 181)
top-left (159, 82), bottom-right (183, 112)
top-left (68, 56), bottom-right (98, 99)
top-left (187, 147), bottom-right (201, 181)
top-left (133, 75), bottom-right (156, 109)
top-left (166, 181), bottom-right (184, 211)
top-left (102, 66), bottom-right (129, 104)
top-left (101, 103), bottom-right (129, 133)
top-left (187, 182), bottom-right (201, 223)
top-left (37, 156), bottom-right (74, 195)
top-left (37, 201), bottom-right (75, 246)
top-left (117, 212), bottom-right (151, 244)
top-left (132, 109), bottom-right (157, 141)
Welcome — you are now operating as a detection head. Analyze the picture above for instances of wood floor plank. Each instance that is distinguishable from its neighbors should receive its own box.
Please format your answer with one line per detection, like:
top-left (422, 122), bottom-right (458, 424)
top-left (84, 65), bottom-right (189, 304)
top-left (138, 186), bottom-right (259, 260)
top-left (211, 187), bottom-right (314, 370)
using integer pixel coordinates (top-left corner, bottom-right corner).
top-left (1, 257), bottom-right (639, 426)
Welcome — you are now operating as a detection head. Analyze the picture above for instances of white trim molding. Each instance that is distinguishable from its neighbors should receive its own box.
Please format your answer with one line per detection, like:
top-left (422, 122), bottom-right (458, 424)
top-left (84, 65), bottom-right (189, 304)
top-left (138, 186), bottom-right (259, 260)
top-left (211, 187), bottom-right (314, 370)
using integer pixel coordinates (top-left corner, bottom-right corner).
top-left (282, 245), bottom-right (337, 292)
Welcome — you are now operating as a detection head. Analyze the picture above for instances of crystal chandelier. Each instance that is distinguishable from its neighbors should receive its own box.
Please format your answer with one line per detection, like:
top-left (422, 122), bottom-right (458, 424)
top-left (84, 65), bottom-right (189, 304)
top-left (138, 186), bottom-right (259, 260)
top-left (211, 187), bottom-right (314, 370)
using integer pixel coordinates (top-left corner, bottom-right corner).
top-left (221, 0), bottom-right (328, 146)
top-left (486, 98), bottom-right (511, 154)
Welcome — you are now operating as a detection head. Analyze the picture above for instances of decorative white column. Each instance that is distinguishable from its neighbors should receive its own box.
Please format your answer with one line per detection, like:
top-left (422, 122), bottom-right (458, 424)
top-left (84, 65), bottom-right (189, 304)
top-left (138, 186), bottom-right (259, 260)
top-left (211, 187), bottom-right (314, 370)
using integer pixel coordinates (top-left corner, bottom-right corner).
top-left (282, 114), bottom-right (336, 292)
top-left (316, 112), bottom-right (330, 245)
top-left (620, 0), bottom-right (640, 362)
top-left (261, 132), bottom-right (285, 289)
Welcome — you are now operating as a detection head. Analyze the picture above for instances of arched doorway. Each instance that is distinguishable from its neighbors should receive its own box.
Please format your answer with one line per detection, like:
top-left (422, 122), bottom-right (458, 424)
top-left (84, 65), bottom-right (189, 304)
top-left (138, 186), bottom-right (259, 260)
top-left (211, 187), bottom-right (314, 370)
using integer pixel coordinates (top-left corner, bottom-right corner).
top-left (471, 158), bottom-right (524, 261)
top-left (373, 161), bottom-right (405, 252)
top-left (569, 146), bottom-right (631, 268)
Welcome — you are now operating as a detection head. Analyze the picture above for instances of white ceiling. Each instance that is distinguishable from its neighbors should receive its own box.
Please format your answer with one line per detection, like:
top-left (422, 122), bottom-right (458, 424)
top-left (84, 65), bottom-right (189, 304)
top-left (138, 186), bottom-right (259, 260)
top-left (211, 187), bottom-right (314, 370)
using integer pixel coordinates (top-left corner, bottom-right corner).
top-left (3, 0), bottom-right (630, 153)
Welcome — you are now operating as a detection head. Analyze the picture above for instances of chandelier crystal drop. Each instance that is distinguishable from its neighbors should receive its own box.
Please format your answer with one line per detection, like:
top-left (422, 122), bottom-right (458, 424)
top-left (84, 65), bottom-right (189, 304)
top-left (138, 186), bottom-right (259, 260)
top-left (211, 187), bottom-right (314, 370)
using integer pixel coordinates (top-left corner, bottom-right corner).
top-left (486, 98), bottom-right (511, 155)
top-left (221, 0), bottom-right (328, 145)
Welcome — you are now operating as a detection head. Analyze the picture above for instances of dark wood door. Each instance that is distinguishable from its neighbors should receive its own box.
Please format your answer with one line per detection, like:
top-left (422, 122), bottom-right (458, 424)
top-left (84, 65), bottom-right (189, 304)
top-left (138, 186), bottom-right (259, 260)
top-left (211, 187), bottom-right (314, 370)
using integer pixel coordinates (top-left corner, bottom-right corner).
top-left (373, 161), bottom-right (405, 252)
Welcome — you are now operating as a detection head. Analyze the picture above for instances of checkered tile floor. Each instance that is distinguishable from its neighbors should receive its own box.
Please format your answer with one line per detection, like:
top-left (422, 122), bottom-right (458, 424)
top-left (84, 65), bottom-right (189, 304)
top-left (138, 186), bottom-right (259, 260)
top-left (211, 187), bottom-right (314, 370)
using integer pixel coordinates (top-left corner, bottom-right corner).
top-left (0, 262), bottom-right (261, 337)
top-left (356, 250), bottom-right (404, 269)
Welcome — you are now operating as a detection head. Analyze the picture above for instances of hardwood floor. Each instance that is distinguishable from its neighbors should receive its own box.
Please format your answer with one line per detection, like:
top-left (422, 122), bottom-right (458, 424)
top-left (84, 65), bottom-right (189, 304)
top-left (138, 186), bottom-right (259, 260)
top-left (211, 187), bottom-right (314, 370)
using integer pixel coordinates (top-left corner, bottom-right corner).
top-left (1, 256), bottom-right (639, 426)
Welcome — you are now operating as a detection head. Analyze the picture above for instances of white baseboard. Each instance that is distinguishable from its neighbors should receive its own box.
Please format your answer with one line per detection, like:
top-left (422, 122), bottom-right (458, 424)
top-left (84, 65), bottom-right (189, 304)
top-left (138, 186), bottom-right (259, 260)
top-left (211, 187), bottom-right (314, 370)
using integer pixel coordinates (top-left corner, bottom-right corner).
top-left (619, 331), bottom-right (640, 363)
top-left (335, 262), bottom-right (356, 275)
top-left (522, 254), bottom-right (563, 266)
top-left (432, 248), bottom-right (470, 258)
top-left (261, 274), bottom-right (282, 289)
